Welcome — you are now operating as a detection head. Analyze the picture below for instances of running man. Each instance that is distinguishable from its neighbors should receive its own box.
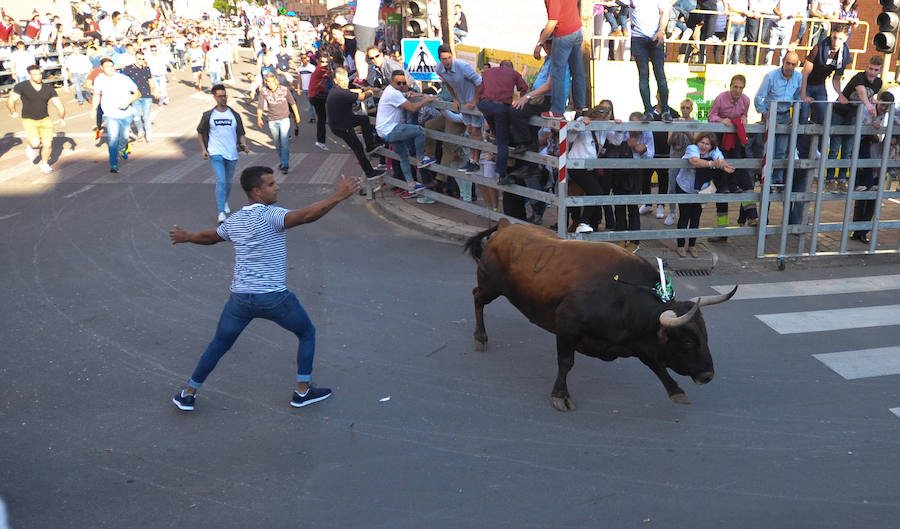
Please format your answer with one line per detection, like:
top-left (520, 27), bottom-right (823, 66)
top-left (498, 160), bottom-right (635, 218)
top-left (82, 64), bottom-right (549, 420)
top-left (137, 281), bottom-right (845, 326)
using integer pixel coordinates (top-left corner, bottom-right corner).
top-left (6, 64), bottom-right (66, 173)
top-left (169, 167), bottom-right (360, 411)
top-left (92, 57), bottom-right (140, 173)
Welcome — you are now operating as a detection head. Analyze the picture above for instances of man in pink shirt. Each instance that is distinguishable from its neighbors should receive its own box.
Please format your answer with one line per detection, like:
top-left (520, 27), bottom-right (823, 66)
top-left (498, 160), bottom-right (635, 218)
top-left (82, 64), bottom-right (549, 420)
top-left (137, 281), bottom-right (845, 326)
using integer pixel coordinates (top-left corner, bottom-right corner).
top-left (708, 74), bottom-right (757, 239)
top-left (476, 60), bottom-right (528, 186)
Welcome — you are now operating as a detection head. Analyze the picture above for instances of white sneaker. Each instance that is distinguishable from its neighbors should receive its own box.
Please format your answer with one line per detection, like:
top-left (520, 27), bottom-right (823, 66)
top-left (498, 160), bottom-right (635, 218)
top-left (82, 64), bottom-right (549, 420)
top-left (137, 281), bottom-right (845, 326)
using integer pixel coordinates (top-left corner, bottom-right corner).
top-left (664, 212), bottom-right (677, 225)
top-left (217, 212), bottom-right (226, 224)
top-left (25, 145), bottom-right (36, 160)
top-left (575, 222), bottom-right (594, 234)
top-left (638, 205), bottom-right (653, 215)
top-left (655, 205), bottom-right (664, 218)
top-left (39, 162), bottom-right (53, 173)
top-left (224, 203), bottom-right (231, 214)
top-left (416, 195), bottom-right (436, 204)
top-left (315, 142), bottom-right (329, 151)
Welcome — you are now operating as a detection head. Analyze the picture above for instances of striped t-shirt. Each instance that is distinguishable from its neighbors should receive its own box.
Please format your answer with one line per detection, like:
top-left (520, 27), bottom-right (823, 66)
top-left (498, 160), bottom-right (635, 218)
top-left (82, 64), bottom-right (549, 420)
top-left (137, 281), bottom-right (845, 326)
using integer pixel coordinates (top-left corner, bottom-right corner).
top-left (216, 203), bottom-right (289, 293)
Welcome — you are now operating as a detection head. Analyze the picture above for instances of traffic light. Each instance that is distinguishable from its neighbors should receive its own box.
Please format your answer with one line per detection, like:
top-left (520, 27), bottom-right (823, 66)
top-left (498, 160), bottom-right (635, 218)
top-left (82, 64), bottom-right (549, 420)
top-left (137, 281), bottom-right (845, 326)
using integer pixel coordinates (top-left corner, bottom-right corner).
top-left (874, 0), bottom-right (900, 53)
top-left (405, 0), bottom-right (428, 38)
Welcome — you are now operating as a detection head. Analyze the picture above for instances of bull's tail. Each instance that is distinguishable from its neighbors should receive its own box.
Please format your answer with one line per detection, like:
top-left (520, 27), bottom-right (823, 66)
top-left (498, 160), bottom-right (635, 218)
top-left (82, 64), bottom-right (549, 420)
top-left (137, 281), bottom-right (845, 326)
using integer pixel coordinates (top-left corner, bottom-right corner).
top-left (463, 225), bottom-right (499, 262)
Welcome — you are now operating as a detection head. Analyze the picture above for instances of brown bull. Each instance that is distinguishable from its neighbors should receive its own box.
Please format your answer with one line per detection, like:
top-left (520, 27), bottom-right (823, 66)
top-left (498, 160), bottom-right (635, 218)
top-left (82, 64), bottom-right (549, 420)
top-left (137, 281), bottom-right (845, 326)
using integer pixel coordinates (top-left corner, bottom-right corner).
top-left (464, 219), bottom-right (737, 412)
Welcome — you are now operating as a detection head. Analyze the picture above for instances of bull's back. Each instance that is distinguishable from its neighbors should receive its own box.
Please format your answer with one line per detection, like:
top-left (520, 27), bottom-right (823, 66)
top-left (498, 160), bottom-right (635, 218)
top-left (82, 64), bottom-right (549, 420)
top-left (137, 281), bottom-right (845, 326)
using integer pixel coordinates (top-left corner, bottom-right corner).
top-left (481, 224), bottom-right (651, 330)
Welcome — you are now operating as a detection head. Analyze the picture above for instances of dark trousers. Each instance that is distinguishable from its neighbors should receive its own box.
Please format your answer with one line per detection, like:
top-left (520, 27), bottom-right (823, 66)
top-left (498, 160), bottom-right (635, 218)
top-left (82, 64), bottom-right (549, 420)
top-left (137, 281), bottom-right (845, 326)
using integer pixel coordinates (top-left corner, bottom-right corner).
top-left (676, 187), bottom-right (702, 247)
top-left (477, 99), bottom-right (511, 176)
top-left (331, 119), bottom-right (376, 177)
top-left (853, 137), bottom-right (877, 237)
top-left (310, 93), bottom-right (328, 144)
top-left (568, 168), bottom-right (613, 230)
top-left (611, 169), bottom-right (640, 242)
top-left (509, 100), bottom-right (550, 148)
top-left (744, 17), bottom-right (773, 65)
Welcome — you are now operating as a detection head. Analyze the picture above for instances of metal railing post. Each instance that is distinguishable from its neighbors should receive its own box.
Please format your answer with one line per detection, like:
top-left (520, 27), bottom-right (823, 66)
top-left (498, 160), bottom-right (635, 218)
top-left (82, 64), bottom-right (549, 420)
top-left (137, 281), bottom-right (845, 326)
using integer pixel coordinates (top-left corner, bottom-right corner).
top-left (810, 102), bottom-right (834, 255)
top-left (557, 119), bottom-right (569, 239)
top-left (839, 103), bottom-right (866, 254)
top-left (778, 101), bottom-right (802, 256)
top-left (756, 101), bottom-right (779, 258)
top-left (871, 105), bottom-right (895, 251)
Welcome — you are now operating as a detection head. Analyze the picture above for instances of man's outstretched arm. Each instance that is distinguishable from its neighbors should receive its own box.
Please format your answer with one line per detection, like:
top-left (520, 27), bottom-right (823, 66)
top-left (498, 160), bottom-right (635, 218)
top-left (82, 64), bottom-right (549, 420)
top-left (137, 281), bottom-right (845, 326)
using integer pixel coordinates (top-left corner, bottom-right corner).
top-left (284, 174), bottom-right (360, 228)
top-left (169, 225), bottom-right (225, 245)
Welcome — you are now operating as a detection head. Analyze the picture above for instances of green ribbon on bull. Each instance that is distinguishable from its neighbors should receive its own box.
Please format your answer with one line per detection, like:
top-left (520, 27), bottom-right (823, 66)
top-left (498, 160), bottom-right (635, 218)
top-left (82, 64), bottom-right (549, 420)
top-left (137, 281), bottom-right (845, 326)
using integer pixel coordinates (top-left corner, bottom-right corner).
top-left (655, 257), bottom-right (675, 302)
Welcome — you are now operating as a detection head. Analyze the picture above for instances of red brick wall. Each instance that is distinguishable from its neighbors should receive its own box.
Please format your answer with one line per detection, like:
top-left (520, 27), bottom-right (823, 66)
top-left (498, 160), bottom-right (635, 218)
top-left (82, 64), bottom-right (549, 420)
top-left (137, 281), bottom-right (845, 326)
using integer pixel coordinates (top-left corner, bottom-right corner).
top-left (856, 0), bottom-right (882, 69)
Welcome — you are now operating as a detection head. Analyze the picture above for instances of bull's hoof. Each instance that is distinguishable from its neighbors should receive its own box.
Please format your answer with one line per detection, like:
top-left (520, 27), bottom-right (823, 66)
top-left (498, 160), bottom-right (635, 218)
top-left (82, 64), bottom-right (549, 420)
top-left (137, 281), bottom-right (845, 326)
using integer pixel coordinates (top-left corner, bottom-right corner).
top-left (551, 395), bottom-right (576, 412)
top-left (669, 392), bottom-right (691, 405)
top-left (474, 340), bottom-right (487, 352)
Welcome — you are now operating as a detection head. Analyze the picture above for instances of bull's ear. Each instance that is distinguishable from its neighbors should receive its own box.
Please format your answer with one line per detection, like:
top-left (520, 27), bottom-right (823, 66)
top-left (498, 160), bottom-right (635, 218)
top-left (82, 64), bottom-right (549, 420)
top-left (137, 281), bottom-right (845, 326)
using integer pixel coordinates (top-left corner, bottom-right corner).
top-left (656, 327), bottom-right (669, 343)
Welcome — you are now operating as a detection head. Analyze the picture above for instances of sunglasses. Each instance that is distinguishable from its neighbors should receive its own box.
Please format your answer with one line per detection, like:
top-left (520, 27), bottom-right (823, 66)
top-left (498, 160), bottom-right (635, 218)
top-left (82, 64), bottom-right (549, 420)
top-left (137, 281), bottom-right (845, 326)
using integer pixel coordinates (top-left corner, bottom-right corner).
top-left (368, 53), bottom-right (380, 59)
top-left (394, 80), bottom-right (407, 86)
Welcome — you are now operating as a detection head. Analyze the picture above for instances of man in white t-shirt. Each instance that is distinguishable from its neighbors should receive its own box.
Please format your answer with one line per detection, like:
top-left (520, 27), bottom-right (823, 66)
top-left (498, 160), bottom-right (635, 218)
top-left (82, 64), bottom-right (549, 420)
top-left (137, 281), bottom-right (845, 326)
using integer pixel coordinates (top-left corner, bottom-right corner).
top-left (92, 57), bottom-right (140, 173)
top-left (375, 70), bottom-right (437, 195)
top-left (146, 42), bottom-right (171, 106)
top-left (352, 0), bottom-right (380, 82)
top-left (196, 84), bottom-right (249, 223)
top-left (295, 53), bottom-right (316, 121)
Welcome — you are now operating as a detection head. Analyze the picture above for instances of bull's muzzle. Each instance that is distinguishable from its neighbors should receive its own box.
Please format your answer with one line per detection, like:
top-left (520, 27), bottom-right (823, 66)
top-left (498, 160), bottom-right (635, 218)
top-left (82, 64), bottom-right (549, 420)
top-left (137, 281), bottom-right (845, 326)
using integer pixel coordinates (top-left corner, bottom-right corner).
top-left (692, 371), bottom-right (714, 385)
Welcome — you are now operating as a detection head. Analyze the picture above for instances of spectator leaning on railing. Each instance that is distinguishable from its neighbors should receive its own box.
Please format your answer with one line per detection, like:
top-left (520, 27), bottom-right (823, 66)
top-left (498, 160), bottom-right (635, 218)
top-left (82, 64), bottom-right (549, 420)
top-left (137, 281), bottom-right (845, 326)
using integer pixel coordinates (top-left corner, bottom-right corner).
top-left (753, 50), bottom-right (802, 187)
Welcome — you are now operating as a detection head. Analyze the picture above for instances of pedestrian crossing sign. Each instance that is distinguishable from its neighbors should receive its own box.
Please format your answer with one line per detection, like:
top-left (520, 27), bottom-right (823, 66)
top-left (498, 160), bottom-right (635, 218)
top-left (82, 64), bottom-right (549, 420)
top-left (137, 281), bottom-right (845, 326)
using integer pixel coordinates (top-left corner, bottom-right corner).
top-left (402, 38), bottom-right (441, 82)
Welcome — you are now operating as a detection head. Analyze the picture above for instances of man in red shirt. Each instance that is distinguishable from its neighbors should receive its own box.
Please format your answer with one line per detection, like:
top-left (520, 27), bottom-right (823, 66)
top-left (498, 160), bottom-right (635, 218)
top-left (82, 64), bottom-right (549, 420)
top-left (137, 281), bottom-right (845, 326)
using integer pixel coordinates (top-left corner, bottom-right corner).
top-left (536, 0), bottom-right (585, 118)
top-left (476, 60), bottom-right (528, 191)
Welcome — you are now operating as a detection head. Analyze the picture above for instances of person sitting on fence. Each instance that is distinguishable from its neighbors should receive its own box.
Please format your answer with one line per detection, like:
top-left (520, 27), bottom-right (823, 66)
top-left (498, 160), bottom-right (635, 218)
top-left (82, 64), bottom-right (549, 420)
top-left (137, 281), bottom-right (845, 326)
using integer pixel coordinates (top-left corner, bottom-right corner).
top-left (374, 69), bottom-right (437, 198)
top-left (828, 54), bottom-right (883, 193)
top-left (708, 73), bottom-right (757, 240)
top-left (674, 132), bottom-right (736, 257)
top-left (850, 91), bottom-right (894, 244)
top-left (476, 60), bottom-right (528, 188)
top-left (598, 1), bottom-right (630, 37)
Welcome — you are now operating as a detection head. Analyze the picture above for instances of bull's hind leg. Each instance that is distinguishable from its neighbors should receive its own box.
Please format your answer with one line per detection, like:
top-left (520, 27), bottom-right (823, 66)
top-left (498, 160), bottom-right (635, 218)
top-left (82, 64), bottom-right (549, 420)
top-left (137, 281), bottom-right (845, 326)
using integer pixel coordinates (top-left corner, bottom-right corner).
top-left (550, 335), bottom-right (577, 412)
top-left (472, 285), bottom-right (498, 352)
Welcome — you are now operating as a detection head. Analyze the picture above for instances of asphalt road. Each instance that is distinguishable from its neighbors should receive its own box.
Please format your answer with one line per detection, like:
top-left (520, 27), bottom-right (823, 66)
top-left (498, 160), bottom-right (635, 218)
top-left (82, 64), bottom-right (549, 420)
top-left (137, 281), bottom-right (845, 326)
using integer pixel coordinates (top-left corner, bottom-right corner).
top-left (1, 178), bottom-right (899, 529)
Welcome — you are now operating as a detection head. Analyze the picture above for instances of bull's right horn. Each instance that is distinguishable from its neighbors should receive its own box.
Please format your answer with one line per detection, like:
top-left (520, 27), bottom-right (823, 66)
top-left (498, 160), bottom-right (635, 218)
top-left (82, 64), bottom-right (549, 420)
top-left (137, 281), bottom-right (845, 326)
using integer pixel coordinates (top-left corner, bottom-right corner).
top-left (659, 302), bottom-right (700, 328)
top-left (689, 285), bottom-right (738, 307)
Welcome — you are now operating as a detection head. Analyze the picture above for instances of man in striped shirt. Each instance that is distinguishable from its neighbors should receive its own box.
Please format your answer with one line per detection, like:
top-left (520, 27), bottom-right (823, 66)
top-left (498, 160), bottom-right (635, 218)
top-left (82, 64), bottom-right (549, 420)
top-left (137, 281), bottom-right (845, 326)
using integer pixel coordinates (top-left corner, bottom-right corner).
top-left (169, 166), bottom-right (360, 411)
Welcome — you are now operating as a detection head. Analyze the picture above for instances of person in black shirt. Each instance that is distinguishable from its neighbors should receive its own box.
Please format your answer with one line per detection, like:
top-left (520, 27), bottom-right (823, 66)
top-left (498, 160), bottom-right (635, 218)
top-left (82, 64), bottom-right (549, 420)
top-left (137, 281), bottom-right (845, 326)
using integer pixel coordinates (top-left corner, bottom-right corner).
top-left (827, 55), bottom-right (883, 192)
top-left (6, 64), bottom-right (66, 173)
top-left (123, 52), bottom-right (157, 142)
top-left (453, 3), bottom-right (468, 44)
top-left (326, 67), bottom-right (384, 181)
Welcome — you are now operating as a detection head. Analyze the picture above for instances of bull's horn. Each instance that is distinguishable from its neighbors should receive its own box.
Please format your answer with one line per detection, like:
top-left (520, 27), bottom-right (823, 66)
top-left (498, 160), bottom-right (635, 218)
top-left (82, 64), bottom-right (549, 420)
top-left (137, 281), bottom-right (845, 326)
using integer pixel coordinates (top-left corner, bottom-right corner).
top-left (689, 285), bottom-right (738, 307)
top-left (659, 302), bottom-right (700, 328)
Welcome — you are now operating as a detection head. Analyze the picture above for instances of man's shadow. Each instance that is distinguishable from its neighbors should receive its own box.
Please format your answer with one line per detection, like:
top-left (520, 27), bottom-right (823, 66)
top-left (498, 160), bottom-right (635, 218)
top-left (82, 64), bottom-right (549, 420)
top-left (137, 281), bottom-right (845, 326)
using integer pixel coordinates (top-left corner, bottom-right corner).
top-left (47, 133), bottom-right (78, 165)
top-left (0, 133), bottom-right (23, 159)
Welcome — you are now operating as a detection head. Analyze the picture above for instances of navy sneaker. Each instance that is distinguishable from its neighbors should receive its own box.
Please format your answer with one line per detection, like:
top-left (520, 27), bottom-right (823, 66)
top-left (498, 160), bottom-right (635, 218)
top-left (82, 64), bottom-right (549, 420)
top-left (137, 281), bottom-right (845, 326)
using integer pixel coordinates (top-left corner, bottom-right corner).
top-left (462, 160), bottom-right (480, 174)
top-left (291, 386), bottom-right (332, 407)
top-left (172, 390), bottom-right (195, 411)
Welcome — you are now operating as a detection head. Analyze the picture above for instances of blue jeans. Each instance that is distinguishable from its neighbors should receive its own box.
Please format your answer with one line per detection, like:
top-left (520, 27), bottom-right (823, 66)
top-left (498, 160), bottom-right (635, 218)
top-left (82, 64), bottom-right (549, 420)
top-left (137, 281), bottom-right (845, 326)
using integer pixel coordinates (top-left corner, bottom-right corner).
top-left (766, 23), bottom-right (792, 65)
top-left (267, 117), bottom-right (291, 169)
top-left (152, 74), bottom-right (168, 101)
top-left (726, 24), bottom-right (745, 64)
top-left (806, 83), bottom-right (828, 125)
top-left (382, 124), bottom-right (425, 183)
top-left (631, 35), bottom-right (669, 115)
top-left (828, 111), bottom-right (855, 182)
top-left (132, 97), bottom-right (152, 140)
top-left (210, 71), bottom-right (222, 85)
top-left (772, 111), bottom-right (792, 185)
top-left (106, 116), bottom-right (131, 168)
top-left (302, 89), bottom-right (314, 117)
top-left (477, 99), bottom-right (511, 176)
top-left (209, 155), bottom-right (237, 213)
top-left (187, 290), bottom-right (316, 389)
top-left (72, 72), bottom-right (87, 104)
top-left (549, 28), bottom-right (586, 113)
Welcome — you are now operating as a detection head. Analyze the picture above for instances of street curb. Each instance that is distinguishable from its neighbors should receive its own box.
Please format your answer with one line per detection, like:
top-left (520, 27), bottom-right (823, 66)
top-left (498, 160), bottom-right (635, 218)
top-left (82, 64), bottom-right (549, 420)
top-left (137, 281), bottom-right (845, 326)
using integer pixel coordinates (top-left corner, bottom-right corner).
top-left (370, 194), bottom-right (484, 243)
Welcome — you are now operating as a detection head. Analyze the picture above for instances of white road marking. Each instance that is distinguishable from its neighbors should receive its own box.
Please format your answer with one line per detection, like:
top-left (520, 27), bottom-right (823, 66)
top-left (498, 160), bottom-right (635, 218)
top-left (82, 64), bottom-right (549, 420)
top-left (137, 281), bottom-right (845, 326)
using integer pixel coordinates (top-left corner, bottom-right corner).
top-left (756, 304), bottom-right (900, 334)
top-left (713, 275), bottom-right (900, 300)
top-left (813, 347), bottom-right (900, 379)
top-left (0, 212), bottom-right (22, 221)
top-left (891, 407), bottom-right (900, 419)
top-left (63, 185), bottom-right (95, 199)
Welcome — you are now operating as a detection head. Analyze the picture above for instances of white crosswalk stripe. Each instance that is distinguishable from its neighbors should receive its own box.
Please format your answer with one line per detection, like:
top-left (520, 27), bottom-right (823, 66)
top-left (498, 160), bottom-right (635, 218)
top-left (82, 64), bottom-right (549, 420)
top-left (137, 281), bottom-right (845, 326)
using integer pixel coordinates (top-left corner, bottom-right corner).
top-left (719, 275), bottom-right (900, 420)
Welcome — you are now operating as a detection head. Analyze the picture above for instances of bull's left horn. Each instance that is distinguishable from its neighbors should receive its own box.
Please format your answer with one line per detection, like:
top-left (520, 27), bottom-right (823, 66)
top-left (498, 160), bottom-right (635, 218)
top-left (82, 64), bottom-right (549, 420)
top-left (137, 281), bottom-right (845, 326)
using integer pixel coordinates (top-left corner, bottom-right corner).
top-left (659, 302), bottom-right (700, 328)
top-left (689, 285), bottom-right (738, 307)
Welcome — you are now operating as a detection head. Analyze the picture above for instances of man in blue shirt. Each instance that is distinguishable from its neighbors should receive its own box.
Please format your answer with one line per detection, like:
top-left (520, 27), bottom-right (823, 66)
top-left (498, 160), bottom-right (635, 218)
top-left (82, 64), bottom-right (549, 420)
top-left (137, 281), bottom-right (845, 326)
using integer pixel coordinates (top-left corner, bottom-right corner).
top-left (754, 51), bottom-right (802, 186)
top-left (169, 167), bottom-right (359, 411)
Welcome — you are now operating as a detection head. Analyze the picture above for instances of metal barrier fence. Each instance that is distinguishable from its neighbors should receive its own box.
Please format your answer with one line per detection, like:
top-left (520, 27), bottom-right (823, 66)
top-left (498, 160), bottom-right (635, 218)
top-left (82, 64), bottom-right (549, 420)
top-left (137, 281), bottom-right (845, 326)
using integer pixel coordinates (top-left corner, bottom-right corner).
top-left (367, 99), bottom-right (900, 261)
top-left (592, 10), bottom-right (869, 69)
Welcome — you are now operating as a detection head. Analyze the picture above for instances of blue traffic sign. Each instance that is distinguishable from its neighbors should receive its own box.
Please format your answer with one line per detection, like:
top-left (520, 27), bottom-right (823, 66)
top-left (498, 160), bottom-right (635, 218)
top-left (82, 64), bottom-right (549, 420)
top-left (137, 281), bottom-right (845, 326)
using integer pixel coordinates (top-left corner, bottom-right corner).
top-left (402, 38), bottom-right (441, 82)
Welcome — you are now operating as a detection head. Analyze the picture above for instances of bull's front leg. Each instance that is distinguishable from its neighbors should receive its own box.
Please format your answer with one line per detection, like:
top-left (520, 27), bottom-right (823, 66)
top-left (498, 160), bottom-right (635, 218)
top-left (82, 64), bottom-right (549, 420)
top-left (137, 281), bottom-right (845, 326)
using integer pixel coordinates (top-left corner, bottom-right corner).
top-left (551, 335), bottom-right (577, 412)
top-left (639, 357), bottom-right (690, 404)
